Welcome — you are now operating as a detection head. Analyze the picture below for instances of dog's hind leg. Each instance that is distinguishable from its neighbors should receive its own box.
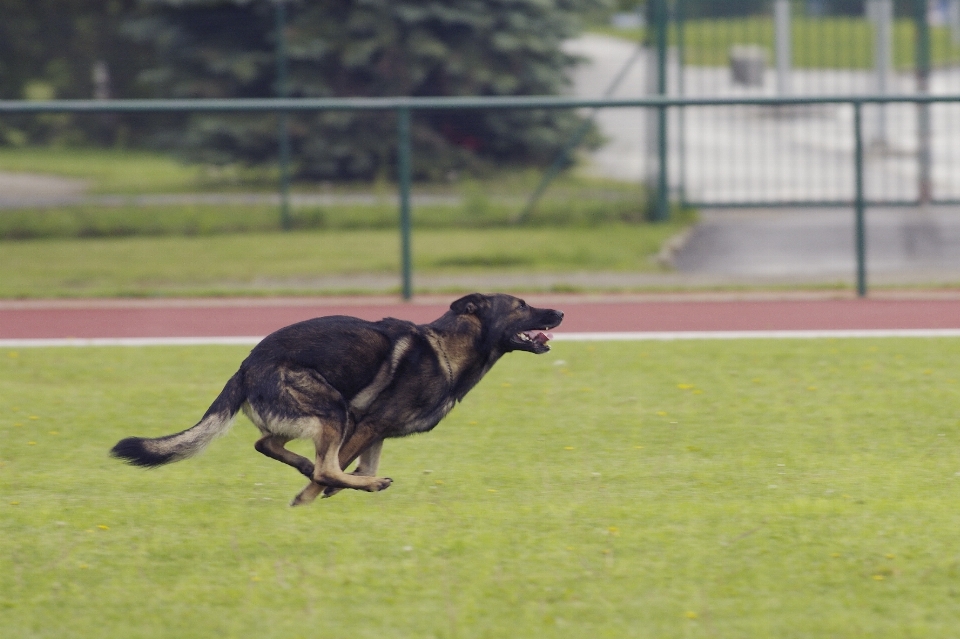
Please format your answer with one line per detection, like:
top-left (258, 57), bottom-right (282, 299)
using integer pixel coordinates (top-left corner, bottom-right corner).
top-left (254, 435), bottom-right (314, 479)
top-left (322, 437), bottom-right (383, 499)
top-left (354, 438), bottom-right (383, 474)
top-left (290, 420), bottom-right (392, 506)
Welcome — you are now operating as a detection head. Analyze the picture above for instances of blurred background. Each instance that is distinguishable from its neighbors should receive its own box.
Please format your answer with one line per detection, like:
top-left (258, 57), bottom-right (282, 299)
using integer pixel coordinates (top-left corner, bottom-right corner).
top-left (2, 0), bottom-right (960, 296)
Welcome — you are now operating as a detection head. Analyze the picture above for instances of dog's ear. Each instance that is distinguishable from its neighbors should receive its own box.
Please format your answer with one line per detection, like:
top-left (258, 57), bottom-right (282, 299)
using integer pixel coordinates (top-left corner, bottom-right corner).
top-left (450, 293), bottom-right (485, 315)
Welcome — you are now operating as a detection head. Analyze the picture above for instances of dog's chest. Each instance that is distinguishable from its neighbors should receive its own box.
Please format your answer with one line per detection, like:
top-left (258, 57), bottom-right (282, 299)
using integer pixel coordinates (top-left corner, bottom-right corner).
top-left (348, 330), bottom-right (490, 438)
top-left (398, 397), bottom-right (457, 436)
top-left (357, 394), bottom-right (457, 438)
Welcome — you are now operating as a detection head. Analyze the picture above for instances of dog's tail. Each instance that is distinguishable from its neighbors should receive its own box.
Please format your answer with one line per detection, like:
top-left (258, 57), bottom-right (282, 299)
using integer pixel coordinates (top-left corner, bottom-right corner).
top-left (110, 371), bottom-right (246, 467)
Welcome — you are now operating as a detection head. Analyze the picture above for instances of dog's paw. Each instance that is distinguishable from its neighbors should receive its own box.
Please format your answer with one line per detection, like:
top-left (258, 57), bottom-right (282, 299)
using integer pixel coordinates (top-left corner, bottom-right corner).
top-left (367, 477), bottom-right (393, 492)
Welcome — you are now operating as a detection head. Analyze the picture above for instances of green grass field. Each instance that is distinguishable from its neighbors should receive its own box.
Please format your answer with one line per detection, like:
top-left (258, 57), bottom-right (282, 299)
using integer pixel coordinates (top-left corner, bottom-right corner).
top-left (0, 147), bottom-right (661, 242)
top-left (3, 338), bottom-right (960, 637)
top-left (0, 147), bottom-right (638, 202)
top-left (0, 147), bottom-right (689, 297)
top-left (0, 223), bottom-right (687, 298)
top-left (0, 147), bottom-right (209, 194)
top-left (0, 194), bottom-right (657, 241)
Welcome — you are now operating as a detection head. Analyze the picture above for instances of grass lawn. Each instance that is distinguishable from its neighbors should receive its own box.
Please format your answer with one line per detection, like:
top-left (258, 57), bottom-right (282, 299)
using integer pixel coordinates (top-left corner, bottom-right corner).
top-left (0, 146), bottom-right (640, 202)
top-left (596, 17), bottom-right (960, 70)
top-left (0, 147), bottom-right (209, 194)
top-left (0, 193), bottom-right (657, 240)
top-left (2, 338), bottom-right (960, 637)
top-left (0, 146), bottom-right (661, 245)
top-left (0, 148), bottom-right (685, 297)
top-left (0, 223), bottom-right (686, 298)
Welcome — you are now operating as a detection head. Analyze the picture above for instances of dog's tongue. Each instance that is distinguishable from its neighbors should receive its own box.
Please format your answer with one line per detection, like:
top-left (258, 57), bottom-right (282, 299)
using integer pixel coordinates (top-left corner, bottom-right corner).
top-left (524, 330), bottom-right (553, 345)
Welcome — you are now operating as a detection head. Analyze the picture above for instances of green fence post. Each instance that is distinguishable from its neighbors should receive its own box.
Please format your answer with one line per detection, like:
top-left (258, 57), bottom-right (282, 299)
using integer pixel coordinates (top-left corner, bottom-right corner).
top-left (397, 107), bottom-right (413, 300)
top-left (274, 0), bottom-right (291, 231)
top-left (854, 101), bottom-right (867, 297)
top-left (916, 0), bottom-right (932, 204)
top-left (651, 0), bottom-right (670, 222)
top-left (676, 0), bottom-right (686, 205)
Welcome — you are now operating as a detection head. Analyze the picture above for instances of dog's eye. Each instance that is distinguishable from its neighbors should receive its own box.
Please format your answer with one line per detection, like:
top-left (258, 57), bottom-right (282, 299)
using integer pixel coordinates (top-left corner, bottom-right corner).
top-left (518, 300), bottom-right (527, 309)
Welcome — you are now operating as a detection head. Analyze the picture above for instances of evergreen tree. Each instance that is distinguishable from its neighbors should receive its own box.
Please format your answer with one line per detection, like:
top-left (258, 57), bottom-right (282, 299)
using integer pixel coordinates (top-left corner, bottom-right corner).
top-left (0, 0), bottom-right (149, 145)
top-left (126, 0), bottom-right (606, 180)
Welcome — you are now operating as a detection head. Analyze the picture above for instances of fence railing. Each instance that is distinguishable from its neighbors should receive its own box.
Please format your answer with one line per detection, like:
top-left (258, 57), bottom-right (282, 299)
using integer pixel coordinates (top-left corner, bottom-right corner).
top-left (638, 0), bottom-right (960, 210)
top-left (3, 93), bottom-right (960, 297)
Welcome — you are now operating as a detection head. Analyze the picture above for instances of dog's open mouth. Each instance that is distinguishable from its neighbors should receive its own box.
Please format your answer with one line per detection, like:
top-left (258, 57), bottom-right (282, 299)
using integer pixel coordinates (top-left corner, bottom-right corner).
top-left (514, 329), bottom-right (554, 352)
top-left (519, 330), bottom-right (553, 345)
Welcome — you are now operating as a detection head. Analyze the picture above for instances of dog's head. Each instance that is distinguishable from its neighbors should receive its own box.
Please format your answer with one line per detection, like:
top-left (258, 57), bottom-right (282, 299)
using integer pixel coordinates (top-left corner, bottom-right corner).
top-left (450, 293), bottom-right (563, 355)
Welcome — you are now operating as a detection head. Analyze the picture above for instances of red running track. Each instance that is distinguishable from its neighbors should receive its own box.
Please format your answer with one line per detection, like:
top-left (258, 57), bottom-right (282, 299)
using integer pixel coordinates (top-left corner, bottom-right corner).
top-left (1, 294), bottom-right (960, 339)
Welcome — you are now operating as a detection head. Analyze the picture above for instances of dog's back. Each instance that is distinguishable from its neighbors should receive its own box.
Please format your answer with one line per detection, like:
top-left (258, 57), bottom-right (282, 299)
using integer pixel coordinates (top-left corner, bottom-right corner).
top-left (244, 315), bottom-right (414, 401)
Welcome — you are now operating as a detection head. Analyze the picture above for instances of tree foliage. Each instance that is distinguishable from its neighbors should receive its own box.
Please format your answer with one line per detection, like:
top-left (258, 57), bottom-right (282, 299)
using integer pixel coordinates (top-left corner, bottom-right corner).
top-left (127, 0), bottom-right (606, 180)
top-left (0, 0), bottom-right (152, 145)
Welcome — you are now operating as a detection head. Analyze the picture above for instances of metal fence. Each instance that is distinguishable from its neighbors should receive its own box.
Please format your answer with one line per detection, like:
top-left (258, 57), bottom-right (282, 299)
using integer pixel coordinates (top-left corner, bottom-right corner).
top-left (640, 0), bottom-right (960, 208)
top-left (3, 92), bottom-right (957, 297)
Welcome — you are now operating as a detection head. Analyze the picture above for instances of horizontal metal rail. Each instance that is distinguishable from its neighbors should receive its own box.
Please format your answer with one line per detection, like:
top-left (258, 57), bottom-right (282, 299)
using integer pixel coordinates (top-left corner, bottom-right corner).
top-left (3, 93), bottom-right (960, 113)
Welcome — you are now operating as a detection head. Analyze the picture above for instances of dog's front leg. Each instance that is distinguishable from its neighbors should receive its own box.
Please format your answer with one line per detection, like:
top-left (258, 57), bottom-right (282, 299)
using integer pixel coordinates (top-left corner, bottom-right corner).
top-left (291, 420), bottom-right (391, 506)
top-left (322, 438), bottom-right (383, 499)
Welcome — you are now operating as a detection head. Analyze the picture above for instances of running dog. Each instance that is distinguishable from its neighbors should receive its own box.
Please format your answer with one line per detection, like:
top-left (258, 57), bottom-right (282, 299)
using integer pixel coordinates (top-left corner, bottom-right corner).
top-left (110, 293), bottom-right (563, 506)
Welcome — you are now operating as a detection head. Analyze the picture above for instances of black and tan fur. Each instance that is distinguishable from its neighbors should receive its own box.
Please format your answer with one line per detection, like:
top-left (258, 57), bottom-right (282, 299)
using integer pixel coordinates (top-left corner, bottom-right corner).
top-left (110, 293), bottom-right (563, 506)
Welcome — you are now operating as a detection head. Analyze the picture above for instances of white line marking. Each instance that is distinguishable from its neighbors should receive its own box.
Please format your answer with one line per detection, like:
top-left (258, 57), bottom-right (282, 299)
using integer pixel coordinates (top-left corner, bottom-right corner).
top-left (2, 329), bottom-right (960, 348)
top-left (0, 337), bottom-right (263, 348)
top-left (553, 329), bottom-right (960, 341)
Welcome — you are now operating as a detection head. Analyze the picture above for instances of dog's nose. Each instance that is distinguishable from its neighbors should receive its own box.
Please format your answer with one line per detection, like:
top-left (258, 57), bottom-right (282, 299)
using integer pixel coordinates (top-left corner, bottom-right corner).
top-left (555, 310), bottom-right (564, 320)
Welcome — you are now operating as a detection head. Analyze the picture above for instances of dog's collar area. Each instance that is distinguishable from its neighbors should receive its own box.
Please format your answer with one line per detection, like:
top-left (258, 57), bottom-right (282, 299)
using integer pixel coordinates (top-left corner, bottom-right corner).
top-left (435, 340), bottom-right (454, 384)
top-left (424, 330), bottom-right (456, 385)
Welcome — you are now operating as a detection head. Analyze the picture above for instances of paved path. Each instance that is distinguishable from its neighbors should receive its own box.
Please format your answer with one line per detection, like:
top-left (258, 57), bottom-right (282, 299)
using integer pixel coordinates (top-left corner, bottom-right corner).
top-left (673, 207), bottom-right (960, 285)
top-left (3, 294), bottom-right (960, 340)
top-left (566, 34), bottom-right (960, 201)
